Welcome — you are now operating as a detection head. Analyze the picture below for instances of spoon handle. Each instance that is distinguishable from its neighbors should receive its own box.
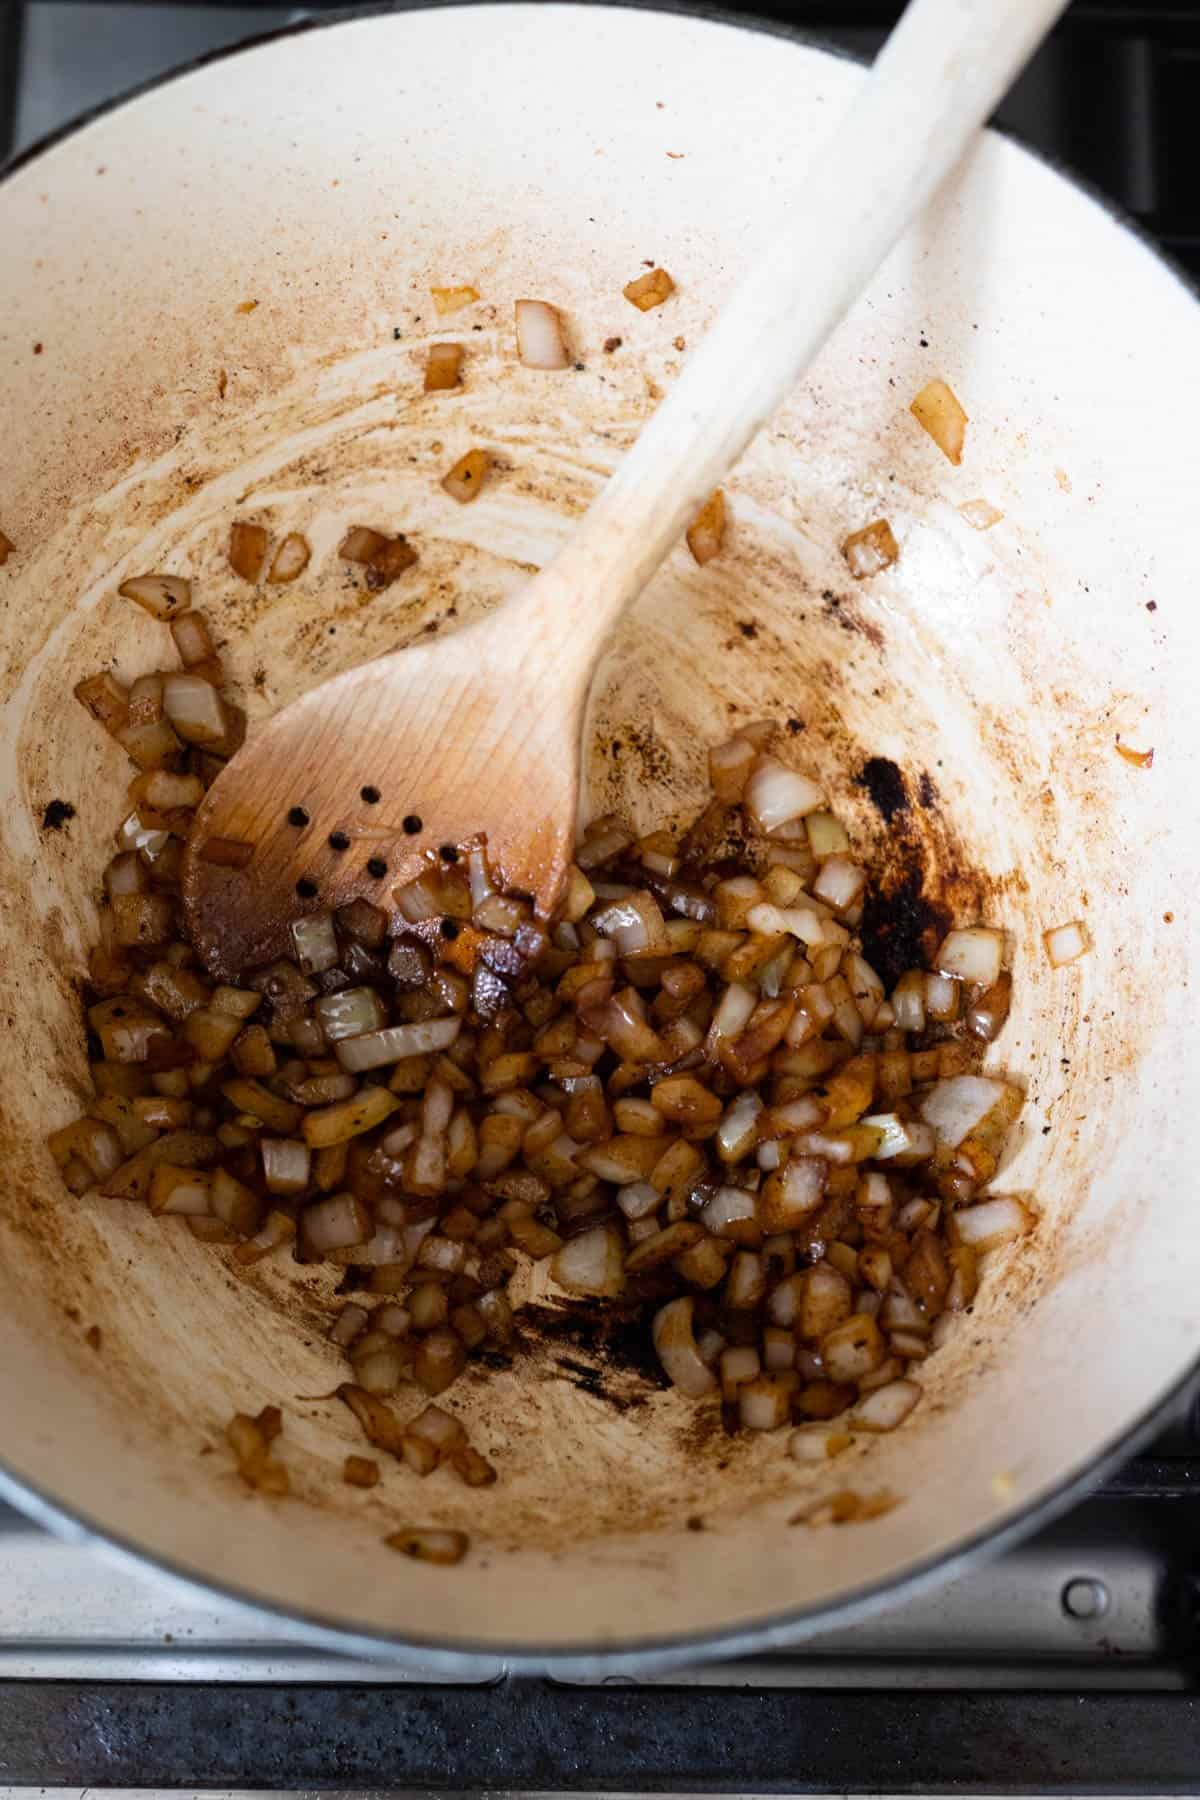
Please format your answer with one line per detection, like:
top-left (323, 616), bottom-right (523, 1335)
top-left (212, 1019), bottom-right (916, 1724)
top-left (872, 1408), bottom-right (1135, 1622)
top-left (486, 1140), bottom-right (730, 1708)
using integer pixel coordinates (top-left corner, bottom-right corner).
top-left (512, 0), bottom-right (1066, 677)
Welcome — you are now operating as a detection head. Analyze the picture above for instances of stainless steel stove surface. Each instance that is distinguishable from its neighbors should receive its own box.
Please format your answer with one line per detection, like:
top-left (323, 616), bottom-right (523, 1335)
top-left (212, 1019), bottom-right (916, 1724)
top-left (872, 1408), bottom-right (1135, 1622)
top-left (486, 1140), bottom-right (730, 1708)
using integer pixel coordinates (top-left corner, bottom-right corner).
top-left (2, 1), bottom-right (1200, 1791)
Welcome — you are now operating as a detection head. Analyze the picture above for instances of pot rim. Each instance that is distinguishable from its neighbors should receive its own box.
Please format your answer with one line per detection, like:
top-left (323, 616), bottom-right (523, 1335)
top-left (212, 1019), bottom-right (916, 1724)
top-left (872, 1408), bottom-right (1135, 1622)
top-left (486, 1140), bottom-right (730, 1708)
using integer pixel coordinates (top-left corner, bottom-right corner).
top-left (2, 0), bottom-right (1197, 1678)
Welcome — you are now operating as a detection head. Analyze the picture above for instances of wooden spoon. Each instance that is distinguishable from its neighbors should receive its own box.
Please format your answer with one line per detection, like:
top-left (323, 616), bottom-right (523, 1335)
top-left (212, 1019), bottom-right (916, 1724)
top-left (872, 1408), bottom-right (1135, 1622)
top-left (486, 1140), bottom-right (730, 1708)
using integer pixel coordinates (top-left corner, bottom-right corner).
top-left (184, 0), bottom-right (1065, 977)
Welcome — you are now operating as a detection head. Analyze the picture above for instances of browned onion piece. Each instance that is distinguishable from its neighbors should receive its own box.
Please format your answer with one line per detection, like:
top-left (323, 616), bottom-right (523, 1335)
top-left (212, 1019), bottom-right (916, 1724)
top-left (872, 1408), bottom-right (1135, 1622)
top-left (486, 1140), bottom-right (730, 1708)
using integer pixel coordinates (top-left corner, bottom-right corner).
top-left (686, 489), bottom-right (725, 566)
top-left (229, 522), bottom-right (269, 582)
top-left (424, 343), bottom-right (464, 392)
top-left (268, 533), bottom-right (311, 584)
top-left (385, 1527), bottom-right (469, 1565)
top-left (910, 378), bottom-right (968, 465)
top-left (623, 268), bottom-right (675, 312)
top-left (442, 449), bottom-right (490, 504)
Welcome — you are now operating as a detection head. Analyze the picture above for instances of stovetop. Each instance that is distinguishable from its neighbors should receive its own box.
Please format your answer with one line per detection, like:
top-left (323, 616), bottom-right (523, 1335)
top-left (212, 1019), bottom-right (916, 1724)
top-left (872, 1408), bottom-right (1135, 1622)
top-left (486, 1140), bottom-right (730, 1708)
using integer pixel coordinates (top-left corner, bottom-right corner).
top-left (2, 0), bottom-right (1200, 1790)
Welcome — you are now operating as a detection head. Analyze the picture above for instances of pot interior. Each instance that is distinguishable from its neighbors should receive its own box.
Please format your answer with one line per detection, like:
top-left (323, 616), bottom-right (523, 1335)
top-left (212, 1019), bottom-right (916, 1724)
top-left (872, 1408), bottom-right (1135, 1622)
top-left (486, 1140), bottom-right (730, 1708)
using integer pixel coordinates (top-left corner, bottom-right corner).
top-left (0, 5), bottom-right (1196, 1664)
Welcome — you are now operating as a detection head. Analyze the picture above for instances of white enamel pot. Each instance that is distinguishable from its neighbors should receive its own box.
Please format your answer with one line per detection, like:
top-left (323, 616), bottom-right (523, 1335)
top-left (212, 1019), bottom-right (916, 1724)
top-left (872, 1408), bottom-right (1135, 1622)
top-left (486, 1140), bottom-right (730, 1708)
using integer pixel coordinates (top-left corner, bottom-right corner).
top-left (0, 2), bottom-right (1197, 1675)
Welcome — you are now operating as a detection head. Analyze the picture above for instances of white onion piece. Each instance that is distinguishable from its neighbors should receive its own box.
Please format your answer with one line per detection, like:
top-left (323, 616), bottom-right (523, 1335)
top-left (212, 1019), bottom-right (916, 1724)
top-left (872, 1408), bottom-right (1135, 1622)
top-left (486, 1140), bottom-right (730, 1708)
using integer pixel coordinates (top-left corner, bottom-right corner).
top-left (762, 1155), bottom-right (826, 1226)
top-left (331, 1303), bottom-right (369, 1348)
top-left (812, 856), bottom-right (866, 912)
top-left (821, 1314), bottom-right (885, 1383)
top-left (738, 1376), bottom-right (791, 1431)
top-left (788, 1423), bottom-right (853, 1462)
top-left (291, 912), bottom-right (338, 975)
top-left (700, 1185), bottom-right (758, 1237)
top-left (474, 894), bottom-right (527, 935)
top-left (162, 673), bottom-right (227, 746)
top-left (336, 1017), bottom-right (461, 1072)
top-left (862, 1114), bottom-right (936, 1164)
top-left (617, 1180), bottom-right (661, 1221)
top-left (315, 987), bottom-right (388, 1043)
top-left (720, 1345), bottom-right (760, 1398)
top-left (709, 980), bottom-right (756, 1041)
top-left (891, 973), bottom-right (926, 1033)
top-left (551, 1224), bottom-right (625, 1298)
top-left (261, 1137), bottom-right (310, 1194)
top-left (652, 1296), bottom-right (717, 1397)
top-left (852, 1378), bottom-right (922, 1432)
top-left (936, 927), bottom-right (1004, 986)
top-left (515, 298), bottom-right (570, 370)
top-left (767, 1095), bottom-right (825, 1135)
top-left (393, 874), bottom-right (443, 923)
top-left (744, 757), bottom-right (825, 833)
top-left (716, 1090), bottom-right (762, 1161)
top-left (466, 844), bottom-right (495, 908)
top-left (756, 1139), bottom-right (783, 1172)
top-left (953, 1195), bottom-right (1033, 1252)
top-left (746, 902), bottom-right (827, 947)
top-left (919, 1076), bottom-right (1006, 1150)
top-left (591, 891), bottom-right (669, 956)
top-left (1043, 920), bottom-right (1091, 968)
top-left (354, 1346), bottom-right (407, 1395)
top-left (304, 1193), bottom-right (370, 1252)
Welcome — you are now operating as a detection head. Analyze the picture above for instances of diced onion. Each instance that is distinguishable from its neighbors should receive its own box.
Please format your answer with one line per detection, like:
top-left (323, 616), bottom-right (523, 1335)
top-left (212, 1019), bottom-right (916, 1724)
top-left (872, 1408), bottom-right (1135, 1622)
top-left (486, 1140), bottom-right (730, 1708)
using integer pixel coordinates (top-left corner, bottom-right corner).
top-left (919, 1076), bottom-right (1007, 1150)
top-left (336, 1017), bottom-right (461, 1073)
top-left (936, 927), bottom-right (1004, 986)
top-left (118, 573), bottom-right (191, 618)
top-left (268, 533), bottom-right (311, 583)
top-left (652, 1296), bottom-right (717, 1397)
top-left (959, 498), bottom-right (1003, 530)
top-left (852, 1378), bottom-right (922, 1432)
top-left (744, 757), bottom-right (825, 833)
top-left (515, 299), bottom-right (569, 370)
top-left (551, 1224), bottom-right (625, 1298)
top-left (952, 1194), bottom-right (1033, 1252)
top-left (624, 267), bottom-right (675, 311)
top-left (314, 987), bottom-right (387, 1043)
top-left (291, 912), bottom-right (339, 976)
top-left (788, 1423), bottom-right (853, 1462)
top-left (842, 518), bottom-right (899, 579)
top-left (1043, 920), bottom-right (1091, 968)
top-left (162, 674), bottom-right (228, 747)
top-left (910, 379), bottom-right (968, 465)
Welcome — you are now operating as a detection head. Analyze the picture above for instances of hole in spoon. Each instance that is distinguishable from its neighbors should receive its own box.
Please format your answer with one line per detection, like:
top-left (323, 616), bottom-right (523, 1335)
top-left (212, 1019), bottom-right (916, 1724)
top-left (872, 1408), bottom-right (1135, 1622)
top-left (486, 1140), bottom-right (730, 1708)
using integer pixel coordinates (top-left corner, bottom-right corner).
top-left (295, 877), bottom-right (318, 900)
top-left (360, 785), bottom-right (381, 805)
top-left (366, 857), bottom-right (388, 880)
top-left (328, 831), bottom-right (350, 852)
top-left (440, 918), bottom-right (460, 940)
top-left (287, 806), bottom-right (309, 828)
top-left (403, 814), bottom-right (423, 835)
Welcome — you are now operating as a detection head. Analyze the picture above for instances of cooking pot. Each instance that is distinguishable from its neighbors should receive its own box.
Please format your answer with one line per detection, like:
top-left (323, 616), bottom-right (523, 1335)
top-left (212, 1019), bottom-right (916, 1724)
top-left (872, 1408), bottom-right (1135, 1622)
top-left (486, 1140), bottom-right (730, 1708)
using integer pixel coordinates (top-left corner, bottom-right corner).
top-left (1, 1), bottom-right (1197, 1676)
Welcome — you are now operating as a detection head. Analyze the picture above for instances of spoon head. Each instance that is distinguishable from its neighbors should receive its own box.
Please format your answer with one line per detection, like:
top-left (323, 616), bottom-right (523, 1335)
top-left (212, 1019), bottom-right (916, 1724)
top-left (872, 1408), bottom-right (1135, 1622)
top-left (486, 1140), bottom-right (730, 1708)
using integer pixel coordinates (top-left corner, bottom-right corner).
top-left (182, 632), bottom-right (578, 979)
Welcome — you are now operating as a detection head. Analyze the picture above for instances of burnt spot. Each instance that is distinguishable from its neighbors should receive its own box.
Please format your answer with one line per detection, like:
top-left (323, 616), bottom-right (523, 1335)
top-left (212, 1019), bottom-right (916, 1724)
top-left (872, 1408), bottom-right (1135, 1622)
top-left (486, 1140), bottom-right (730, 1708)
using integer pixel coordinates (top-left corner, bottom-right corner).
top-left (821, 588), bottom-right (884, 648)
top-left (918, 770), bottom-right (938, 809)
top-left (40, 799), bottom-right (75, 832)
top-left (737, 620), bottom-right (758, 639)
top-left (859, 863), bottom-right (951, 990)
top-left (854, 757), bottom-right (908, 824)
top-left (516, 1299), bottom-right (668, 1411)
